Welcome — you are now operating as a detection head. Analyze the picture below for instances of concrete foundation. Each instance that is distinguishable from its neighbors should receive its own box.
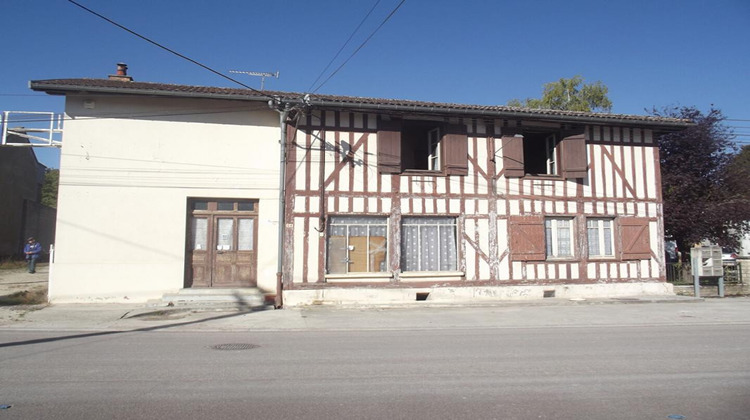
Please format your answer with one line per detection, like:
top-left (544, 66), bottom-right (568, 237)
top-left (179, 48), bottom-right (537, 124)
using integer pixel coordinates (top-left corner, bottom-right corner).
top-left (282, 282), bottom-right (674, 307)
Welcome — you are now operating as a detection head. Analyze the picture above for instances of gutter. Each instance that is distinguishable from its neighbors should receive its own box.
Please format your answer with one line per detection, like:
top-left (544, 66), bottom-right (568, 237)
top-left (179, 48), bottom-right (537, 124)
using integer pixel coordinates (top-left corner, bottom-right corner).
top-left (269, 99), bottom-right (291, 309)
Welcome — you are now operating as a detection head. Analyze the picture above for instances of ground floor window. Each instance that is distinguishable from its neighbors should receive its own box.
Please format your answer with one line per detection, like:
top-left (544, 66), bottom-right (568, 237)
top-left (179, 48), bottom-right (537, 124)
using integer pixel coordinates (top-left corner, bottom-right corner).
top-left (587, 218), bottom-right (614, 257)
top-left (545, 218), bottom-right (574, 258)
top-left (401, 217), bottom-right (457, 271)
top-left (327, 216), bottom-right (388, 274)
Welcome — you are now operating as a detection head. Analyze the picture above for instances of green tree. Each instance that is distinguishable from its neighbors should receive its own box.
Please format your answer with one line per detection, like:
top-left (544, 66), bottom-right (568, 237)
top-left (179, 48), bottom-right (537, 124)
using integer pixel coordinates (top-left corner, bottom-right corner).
top-left (655, 106), bottom-right (750, 252)
top-left (41, 169), bottom-right (59, 208)
top-left (507, 75), bottom-right (613, 113)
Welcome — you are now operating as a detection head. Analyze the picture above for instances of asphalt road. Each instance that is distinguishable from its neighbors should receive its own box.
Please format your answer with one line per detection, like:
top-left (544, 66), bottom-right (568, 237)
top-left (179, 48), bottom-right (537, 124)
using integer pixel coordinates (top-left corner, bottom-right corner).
top-left (1, 323), bottom-right (749, 419)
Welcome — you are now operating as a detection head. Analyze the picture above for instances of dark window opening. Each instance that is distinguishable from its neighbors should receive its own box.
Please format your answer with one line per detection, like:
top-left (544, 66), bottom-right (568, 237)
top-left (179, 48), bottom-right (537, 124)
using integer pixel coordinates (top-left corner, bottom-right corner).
top-left (377, 119), bottom-right (468, 176)
top-left (502, 127), bottom-right (588, 180)
top-left (523, 131), bottom-right (558, 176)
top-left (402, 122), bottom-right (441, 171)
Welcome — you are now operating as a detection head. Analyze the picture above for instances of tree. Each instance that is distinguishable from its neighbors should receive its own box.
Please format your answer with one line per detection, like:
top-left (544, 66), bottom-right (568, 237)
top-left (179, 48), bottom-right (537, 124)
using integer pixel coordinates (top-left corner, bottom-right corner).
top-left (726, 144), bottom-right (750, 198)
top-left (41, 169), bottom-right (59, 208)
top-left (507, 75), bottom-right (613, 113)
top-left (655, 106), bottom-right (750, 253)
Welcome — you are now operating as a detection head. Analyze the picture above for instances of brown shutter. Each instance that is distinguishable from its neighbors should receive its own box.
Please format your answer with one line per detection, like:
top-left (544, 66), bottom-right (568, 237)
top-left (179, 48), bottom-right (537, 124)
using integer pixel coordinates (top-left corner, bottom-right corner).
top-left (509, 216), bottom-right (545, 261)
top-left (560, 133), bottom-right (588, 179)
top-left (378, 119), bottom-right (402, 174)
top-left (502, 135), bottom-right (524, 178)
top-left (620, 218), bottom-right (651, 260)
top-left (443, 124), bottom-right (468, 176)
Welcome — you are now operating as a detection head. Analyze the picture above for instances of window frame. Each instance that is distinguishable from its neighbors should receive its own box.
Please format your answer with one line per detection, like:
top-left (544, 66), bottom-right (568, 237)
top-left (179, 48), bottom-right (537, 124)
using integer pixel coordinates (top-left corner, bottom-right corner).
top-left (502, 128), bottom-right (588, 180)
top-left (427, 127), bottom-right (441, 171)
top-left (544, 217), bottom-right (575, 260)
top-left (400, 216), bottom-right (458, 272)
top-left (587, 218), bottom-right (615, 259)
top-left (326, 216), bottom-right (389, 275)
top-left (377, 119), bottom-right (468, 176)
top-left (545, 134), bottom-right (557, 175)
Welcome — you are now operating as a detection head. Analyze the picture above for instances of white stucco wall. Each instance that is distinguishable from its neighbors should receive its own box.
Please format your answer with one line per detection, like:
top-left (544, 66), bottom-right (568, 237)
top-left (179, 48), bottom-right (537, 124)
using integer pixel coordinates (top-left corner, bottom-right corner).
top-left (49, 95), bottom-right (281, 302)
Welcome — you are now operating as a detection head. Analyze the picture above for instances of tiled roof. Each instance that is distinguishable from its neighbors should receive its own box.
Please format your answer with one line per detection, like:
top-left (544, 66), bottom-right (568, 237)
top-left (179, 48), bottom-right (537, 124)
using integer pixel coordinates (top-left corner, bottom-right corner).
top-left (30, 78), bottom-right (691, 128)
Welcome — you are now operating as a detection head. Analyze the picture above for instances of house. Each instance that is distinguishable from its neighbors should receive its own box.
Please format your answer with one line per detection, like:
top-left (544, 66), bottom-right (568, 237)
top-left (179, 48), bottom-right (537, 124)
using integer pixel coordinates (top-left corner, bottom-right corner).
top-left (29, 66), bottom-right (690, 305)
top-left (0, 134), bottom-right (56, 259)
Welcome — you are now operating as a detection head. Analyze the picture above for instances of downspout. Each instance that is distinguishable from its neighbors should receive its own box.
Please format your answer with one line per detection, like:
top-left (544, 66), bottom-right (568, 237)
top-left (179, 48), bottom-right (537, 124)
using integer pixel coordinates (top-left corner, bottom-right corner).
top-left (270, 98), bottom-right (291, 309)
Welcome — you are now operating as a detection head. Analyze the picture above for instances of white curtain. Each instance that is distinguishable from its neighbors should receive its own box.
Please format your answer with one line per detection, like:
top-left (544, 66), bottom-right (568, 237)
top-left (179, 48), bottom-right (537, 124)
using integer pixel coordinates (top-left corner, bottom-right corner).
top-left (401, 217), bottom-right (457, 271)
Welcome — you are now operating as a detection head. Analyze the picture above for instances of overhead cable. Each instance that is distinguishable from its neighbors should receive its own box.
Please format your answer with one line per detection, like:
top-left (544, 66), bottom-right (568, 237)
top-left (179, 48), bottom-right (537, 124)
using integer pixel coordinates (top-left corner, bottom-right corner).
top-left (66, 0), bottom-right (272, 99)
top-left (311, 0), bottom-right (407, 94)
top-left (306, 0), bottom-right (382, 93)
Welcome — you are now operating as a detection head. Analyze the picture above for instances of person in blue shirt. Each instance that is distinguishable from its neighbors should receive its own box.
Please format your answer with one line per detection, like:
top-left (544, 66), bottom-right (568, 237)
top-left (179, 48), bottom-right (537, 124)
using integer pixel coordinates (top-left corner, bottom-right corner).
top-left (23, 237), bottom-right (42, 274)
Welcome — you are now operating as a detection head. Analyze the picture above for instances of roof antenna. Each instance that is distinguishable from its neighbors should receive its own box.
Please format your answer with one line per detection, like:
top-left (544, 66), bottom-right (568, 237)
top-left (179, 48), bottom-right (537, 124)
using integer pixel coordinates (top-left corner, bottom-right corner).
top-left (229, 70), bottom-right (279, 90)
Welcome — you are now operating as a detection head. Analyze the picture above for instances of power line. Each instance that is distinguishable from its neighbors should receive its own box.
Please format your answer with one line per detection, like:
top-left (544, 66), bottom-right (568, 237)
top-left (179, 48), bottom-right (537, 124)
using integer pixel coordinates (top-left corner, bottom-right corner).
top-left (66, 0), bottom-right (272, 100)
top-left (311, 0), bottom-right (407, 93)
top-left (307, 0), bottom-right (381, 93)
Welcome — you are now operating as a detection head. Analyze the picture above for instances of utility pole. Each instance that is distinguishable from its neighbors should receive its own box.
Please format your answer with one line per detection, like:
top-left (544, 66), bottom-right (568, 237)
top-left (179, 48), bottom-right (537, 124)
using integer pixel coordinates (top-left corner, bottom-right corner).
top-left (229, 70), bottom-right (279, 90)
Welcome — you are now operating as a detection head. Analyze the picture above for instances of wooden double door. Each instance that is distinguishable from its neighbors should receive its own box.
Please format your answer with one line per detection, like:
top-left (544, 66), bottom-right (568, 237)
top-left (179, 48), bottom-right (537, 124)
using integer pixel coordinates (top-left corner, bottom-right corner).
top-left (188, 200), bottom-right (258, 288)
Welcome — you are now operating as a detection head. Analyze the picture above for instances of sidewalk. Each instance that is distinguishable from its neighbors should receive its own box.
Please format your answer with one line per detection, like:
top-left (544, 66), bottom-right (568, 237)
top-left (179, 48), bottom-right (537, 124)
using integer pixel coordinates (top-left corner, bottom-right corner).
top-left (2, 295), bottom-right (749, 333)
top-left (2, 264), bottom-right (749, 333)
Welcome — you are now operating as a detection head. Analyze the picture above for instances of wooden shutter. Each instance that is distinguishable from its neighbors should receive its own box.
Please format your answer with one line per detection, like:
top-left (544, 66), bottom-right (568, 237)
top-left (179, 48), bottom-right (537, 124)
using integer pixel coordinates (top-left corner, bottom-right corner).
top-left (560, 133), bottom-right (588, 179)
top-left (509, 216), bottom-right (545, 261)
top-left (620, 218), bottom-right (651, 260)
top-left (378, 119), bottom-right (402, 174)
top-left (443, 124), bottom-right (468, 176)
top-left (502, 135), bottom-right (525, 178)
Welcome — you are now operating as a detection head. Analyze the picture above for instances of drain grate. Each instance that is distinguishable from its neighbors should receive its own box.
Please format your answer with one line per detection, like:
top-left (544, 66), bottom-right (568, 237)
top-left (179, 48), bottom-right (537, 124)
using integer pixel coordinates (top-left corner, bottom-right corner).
top-left (211, 343), bottom-right (260, 351)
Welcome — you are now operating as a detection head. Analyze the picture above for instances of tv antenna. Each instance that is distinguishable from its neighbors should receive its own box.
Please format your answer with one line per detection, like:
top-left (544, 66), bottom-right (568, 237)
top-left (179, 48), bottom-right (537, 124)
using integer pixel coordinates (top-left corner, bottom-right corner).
top-left (229, 70), bottom-right (279, 90)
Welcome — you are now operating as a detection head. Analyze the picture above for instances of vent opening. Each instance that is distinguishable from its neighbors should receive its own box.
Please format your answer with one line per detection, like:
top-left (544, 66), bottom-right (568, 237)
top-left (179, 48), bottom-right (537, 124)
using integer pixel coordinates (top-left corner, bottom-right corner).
top-left (543, 290), bottom-right (556, 298)
top-left (416, 292), bottom-right (430, 301)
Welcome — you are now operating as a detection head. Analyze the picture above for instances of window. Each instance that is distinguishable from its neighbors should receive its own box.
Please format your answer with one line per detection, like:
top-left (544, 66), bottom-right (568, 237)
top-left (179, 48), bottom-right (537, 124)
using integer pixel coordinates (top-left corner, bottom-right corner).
top-left (545, 218), bottom-right (574, 258)
top-left (502, 129), bottom-right (588, 179)
top-left (427, 127), bottom-right (441, 171)
top-left (327, 216), bottom-right (388, 274)
top-left (401, 217), bottom-right (457, 271)
top-left (523, 132), bottom-right (558, 175)
top-left (378, 119), bottom-right (468, 175)
top-left (587, 218), bottom-right (614, 257)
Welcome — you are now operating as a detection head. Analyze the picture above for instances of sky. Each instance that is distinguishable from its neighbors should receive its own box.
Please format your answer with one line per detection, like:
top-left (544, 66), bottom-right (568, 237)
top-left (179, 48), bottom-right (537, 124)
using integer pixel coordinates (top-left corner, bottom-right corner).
top-left (2, 0), bottom-right (749, 169)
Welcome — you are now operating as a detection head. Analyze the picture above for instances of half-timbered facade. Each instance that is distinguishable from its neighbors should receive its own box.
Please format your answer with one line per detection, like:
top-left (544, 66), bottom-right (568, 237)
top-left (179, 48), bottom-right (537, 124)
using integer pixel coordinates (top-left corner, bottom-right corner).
top-left (280, 104), bottom-right (686, 305)
top-left (30, 74), bottom-right (689, 305)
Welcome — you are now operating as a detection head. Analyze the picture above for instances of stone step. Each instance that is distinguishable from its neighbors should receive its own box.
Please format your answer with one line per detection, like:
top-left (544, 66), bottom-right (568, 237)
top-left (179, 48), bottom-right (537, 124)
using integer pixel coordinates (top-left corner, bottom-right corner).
top-left (149, 288), bottom-right (268, 308)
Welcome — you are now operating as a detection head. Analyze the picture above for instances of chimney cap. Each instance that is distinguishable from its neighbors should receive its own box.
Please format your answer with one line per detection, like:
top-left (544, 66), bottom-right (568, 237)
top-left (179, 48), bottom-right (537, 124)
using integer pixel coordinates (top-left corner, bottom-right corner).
top-left (109, 62), bottom-right (133, 82)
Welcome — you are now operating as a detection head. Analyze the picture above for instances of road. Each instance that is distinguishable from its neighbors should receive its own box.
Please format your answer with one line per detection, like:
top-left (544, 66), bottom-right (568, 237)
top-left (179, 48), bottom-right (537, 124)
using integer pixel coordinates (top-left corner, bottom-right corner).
top-left (1, 322), bottom-right (749, 419)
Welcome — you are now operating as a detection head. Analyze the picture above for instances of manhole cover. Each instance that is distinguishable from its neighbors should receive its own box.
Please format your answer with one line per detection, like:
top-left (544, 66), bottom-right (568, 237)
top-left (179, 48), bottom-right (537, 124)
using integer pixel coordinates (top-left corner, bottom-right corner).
top-left (211, 343), bottom-right (260, 351)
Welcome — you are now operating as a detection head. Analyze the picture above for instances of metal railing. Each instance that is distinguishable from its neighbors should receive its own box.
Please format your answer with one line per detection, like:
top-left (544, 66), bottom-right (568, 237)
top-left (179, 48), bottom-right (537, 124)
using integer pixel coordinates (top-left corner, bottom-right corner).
top-left (666, 262), bottom-right (744, 284)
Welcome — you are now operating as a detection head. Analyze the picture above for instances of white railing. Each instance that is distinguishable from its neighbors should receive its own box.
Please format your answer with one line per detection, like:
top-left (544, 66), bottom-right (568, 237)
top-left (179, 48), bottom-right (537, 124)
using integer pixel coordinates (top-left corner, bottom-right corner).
top-left (1, 111), bottom-right (63, 147)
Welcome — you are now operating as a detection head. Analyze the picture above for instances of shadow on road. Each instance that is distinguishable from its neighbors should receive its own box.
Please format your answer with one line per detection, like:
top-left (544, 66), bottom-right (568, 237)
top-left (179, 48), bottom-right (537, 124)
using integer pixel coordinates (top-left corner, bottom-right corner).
top-left (0, 294), bottom-right (269, 348)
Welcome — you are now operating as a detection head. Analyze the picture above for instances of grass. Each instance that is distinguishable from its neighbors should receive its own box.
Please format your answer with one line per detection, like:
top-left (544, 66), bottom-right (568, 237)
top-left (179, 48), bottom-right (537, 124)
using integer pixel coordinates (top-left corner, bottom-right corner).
top-left (0, 288), bottom-right (48, 306)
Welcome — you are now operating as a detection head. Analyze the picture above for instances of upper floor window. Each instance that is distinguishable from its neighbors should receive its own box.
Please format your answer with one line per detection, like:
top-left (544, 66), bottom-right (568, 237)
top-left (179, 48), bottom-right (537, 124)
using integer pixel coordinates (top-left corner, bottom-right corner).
top-left (378, 119), bottom-right (468, 175)
top-left (502, 128), bottom-right (587, 179)
top-left (523, 132), bottom-right (558, 176)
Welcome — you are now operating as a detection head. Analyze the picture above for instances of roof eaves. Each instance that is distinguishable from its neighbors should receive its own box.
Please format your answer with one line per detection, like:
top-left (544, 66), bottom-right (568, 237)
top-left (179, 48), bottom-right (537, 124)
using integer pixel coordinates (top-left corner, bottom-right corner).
top-left (29, 80), bottom-right (274, 103)
top-left (29, 79), bottom-right (692, 130)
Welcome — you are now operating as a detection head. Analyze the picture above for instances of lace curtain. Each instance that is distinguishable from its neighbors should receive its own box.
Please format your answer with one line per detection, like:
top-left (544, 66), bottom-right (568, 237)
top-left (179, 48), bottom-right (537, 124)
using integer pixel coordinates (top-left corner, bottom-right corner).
top-left (401, 217), bottom-right (457, 271)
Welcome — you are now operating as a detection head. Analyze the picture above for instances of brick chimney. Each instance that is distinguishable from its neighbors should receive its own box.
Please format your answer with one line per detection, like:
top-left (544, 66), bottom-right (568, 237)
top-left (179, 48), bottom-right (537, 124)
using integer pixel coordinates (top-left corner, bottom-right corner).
top-left (108, 63), bottom-right (133, 82)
